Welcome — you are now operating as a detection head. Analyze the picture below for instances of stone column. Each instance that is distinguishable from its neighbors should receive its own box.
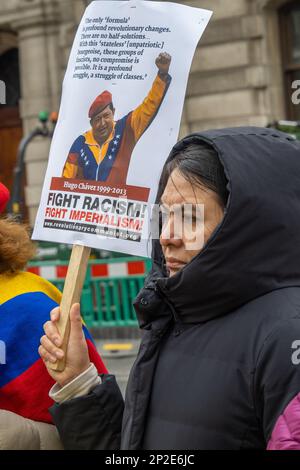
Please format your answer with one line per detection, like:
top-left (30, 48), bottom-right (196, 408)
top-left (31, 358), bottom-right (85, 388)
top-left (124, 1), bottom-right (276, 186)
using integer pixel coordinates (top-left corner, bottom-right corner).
top-left (12, 0), bottom-right (61, 225)
top-left (254, 0), bottom-right (287, 122)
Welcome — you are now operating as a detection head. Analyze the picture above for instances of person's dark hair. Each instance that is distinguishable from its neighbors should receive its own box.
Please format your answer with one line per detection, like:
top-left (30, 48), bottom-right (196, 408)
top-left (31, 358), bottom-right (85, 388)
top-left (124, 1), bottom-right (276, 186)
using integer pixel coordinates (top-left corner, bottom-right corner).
top-left (157, 142), bottom-right (229, 206)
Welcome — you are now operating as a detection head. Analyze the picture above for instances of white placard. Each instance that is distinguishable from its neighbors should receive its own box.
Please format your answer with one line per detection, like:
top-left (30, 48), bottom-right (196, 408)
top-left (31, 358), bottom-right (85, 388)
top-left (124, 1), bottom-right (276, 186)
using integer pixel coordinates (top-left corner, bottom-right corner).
top-left (32, 0), bottom-right (212, 257)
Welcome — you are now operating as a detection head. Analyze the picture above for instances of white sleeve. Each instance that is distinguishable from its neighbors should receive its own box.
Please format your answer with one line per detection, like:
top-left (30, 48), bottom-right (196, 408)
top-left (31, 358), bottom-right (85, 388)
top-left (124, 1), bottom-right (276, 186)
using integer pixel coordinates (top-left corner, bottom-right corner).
top-left (49, 363), bottom-right (101, 403)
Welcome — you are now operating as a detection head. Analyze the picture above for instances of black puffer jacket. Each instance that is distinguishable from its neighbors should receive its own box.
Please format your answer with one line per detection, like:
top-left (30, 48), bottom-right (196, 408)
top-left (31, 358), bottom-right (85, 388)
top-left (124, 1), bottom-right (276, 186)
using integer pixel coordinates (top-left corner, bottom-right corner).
top-left (50, 127), bottom-right (300, 450)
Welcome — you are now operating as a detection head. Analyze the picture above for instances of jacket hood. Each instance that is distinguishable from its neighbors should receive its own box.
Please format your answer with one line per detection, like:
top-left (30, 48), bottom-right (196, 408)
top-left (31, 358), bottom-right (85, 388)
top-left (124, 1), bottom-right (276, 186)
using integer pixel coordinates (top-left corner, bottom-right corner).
top-left (147, 127), bottom-right (300, 324)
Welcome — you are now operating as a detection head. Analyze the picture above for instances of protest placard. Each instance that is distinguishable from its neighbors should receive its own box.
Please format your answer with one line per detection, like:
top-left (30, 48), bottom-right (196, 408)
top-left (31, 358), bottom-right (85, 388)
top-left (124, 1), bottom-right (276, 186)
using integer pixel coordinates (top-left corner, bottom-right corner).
top-left (32, 0), bottom-right (212, 370)
top-left (32, 0), bottom-right (212, 258)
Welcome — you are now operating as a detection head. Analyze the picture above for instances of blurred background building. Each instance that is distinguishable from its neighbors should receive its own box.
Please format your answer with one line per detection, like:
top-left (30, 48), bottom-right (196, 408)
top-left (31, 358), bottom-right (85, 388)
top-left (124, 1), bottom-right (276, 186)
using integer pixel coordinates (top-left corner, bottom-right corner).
top-left (0, 0), bottom-right (299, 225)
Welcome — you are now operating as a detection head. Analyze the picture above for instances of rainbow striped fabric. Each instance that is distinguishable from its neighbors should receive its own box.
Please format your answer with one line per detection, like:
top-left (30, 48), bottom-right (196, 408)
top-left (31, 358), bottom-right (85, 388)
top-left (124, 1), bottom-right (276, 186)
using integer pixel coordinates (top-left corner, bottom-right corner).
top-left (0, 271), bottom-right (107, 423)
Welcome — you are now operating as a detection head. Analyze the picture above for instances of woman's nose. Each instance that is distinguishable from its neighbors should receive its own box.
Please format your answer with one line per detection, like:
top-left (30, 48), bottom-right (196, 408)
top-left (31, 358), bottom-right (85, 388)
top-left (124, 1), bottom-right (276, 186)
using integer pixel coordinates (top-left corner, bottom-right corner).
top-left (160, 217), bottom-right (183, 247)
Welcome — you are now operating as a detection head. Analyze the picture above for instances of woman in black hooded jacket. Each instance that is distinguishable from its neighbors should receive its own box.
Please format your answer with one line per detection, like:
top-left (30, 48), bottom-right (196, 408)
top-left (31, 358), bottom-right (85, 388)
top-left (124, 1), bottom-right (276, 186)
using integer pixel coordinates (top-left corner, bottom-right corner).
top-left (39, 127), bottom-right (300, 450)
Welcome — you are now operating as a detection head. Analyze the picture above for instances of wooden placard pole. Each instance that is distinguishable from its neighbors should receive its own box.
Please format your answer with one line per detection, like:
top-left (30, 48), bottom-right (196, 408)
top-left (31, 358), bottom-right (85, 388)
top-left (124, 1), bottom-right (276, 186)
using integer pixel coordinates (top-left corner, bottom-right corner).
top-left (49, 244), bottom-right (91, 371)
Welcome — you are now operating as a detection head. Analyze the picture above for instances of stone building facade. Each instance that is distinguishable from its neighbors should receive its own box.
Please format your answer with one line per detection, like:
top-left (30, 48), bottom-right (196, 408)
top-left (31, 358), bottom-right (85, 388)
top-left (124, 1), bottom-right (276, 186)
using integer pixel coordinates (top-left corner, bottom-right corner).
top-left (0, 0), bottom-right (299, 224)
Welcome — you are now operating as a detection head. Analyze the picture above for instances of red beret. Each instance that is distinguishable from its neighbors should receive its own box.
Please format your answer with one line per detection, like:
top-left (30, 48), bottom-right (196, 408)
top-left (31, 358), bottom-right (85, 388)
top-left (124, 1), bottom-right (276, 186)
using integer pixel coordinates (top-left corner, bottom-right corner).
top-left (89, 91), bottom-right (112, 119)
top-left (0, 183), bottom-right (10, 213)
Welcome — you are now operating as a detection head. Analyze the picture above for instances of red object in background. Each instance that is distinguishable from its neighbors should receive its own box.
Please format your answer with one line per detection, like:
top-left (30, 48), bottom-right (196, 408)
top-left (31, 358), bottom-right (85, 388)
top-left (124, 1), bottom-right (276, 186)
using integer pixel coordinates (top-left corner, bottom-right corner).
top-left (56, 265), bottom-right (68, 278)
top-left (127, 261), bottom-right (145, 275)
top-left (91, 264), bottom-right (109, 277)
top-left (0, 182), bottom-right (10, 213)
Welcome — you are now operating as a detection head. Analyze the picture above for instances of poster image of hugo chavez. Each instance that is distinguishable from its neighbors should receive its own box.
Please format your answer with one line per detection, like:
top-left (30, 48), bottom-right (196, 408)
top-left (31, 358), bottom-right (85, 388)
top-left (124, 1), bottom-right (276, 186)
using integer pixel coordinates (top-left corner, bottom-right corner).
top-left (62, 53), bottom-right (172, 186)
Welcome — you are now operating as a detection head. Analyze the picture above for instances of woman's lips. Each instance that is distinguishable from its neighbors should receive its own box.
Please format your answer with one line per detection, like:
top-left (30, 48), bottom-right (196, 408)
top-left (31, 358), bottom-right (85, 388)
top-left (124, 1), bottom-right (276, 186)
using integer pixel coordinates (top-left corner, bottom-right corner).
top-left (166, 259), bottom-right (185, 270)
